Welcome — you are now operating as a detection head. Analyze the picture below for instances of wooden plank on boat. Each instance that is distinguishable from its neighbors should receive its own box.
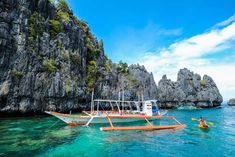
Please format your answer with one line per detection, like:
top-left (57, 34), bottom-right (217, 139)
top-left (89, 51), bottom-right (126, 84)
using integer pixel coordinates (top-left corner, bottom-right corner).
top-left (100, 124), bottom-right (186, 131)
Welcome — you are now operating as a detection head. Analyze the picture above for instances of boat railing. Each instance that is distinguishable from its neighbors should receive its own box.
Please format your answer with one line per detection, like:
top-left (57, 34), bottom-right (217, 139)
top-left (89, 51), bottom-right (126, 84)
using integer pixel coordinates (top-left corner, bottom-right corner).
top-left (89, 99), bottom-right (165, 117)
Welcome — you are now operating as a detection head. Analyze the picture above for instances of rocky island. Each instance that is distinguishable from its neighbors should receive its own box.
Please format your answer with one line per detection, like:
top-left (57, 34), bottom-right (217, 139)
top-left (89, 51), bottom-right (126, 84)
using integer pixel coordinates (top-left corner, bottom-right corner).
top-left (157, 68), bottom-right (223, 108)
top-left (0, 0), bottom-right (223, 115)
top-left (228, 99), bottom-right (235, 106)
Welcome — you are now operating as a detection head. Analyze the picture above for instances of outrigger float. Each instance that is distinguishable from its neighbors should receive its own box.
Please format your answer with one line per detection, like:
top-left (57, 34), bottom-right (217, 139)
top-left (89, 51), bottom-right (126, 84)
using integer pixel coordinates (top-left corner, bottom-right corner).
top-left (45, 98), bottom-right (186, 131)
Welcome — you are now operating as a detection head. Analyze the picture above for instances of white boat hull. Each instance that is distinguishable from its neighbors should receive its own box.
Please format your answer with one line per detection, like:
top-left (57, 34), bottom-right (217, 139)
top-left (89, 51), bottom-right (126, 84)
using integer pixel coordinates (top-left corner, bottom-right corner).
top-left (45, 111), bottom-right (161, 125)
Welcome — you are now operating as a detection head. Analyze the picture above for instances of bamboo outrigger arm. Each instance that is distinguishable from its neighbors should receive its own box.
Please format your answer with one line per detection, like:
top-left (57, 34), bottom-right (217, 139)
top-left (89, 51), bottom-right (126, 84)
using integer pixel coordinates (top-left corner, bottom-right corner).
top-left (144, 118), bottom-right (153, 126)
top-left (84, 116), bottom-right (94, 126)
top-left (100, 116), bottom-right (186, 131)
top-left (83, 111), bottom-right (92, 116)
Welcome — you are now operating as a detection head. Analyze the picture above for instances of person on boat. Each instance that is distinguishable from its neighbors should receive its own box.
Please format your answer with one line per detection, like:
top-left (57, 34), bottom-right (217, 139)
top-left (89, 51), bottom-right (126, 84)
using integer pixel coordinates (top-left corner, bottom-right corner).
top-left (198, 116), bottom-right (208, 127)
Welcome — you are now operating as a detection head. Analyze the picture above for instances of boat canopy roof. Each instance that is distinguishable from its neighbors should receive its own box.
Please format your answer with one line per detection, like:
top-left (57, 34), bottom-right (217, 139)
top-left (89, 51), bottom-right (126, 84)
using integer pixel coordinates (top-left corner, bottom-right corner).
top-left (93, 99), bottom-right (158, 103)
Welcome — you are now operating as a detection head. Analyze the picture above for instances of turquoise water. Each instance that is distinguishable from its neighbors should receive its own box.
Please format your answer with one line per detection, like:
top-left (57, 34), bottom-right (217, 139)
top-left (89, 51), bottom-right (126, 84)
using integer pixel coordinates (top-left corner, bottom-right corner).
top-left (1, 105), bottom-right (235, 157)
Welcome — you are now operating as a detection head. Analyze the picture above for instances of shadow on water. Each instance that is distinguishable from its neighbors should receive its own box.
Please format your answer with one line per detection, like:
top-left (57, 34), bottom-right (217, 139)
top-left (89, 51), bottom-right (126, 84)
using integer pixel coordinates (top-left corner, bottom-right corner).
top-left (198, 127), bottom-right (210, 133)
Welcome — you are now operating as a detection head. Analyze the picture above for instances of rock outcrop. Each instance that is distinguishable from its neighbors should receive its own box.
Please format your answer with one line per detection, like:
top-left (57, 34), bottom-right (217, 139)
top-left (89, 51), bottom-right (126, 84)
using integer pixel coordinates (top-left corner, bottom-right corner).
top-left (97, 64), bottom-right (157, 101)
top-left (0, 0), bottom-right (157, 115)
top-left (228, 99), bottom-right (235, 106)
top-left (157, 68), bottom-right (223, 108)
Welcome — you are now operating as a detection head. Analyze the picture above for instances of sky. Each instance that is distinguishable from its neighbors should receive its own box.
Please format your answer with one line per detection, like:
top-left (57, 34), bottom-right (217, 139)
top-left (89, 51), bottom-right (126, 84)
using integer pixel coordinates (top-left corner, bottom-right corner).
top-left (67, 0), bottom-right (235, 101)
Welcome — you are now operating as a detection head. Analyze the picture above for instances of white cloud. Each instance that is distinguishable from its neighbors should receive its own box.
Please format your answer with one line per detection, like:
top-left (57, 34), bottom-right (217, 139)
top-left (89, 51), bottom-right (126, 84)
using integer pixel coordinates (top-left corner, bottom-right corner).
top-left (139, 15), bottom-right (235, 101)
top-left (214, 14), bottom-right (235, 28)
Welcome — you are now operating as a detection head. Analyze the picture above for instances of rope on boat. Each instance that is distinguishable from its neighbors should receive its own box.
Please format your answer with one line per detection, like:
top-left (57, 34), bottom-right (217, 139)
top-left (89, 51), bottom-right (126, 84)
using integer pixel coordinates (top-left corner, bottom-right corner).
top-left (172, 117), bottom-right (182, 125)
top-left (49, 119), bottom-right (61, 128)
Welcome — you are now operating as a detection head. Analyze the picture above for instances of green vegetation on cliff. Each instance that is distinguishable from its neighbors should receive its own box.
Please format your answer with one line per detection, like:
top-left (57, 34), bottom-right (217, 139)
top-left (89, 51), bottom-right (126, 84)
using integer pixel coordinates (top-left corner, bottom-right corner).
top-left (86, 36), bottom-right (101, 62)
top-left (126, 75), bottom-right (138, 86)
top-left (56, 11), bottom-right (69, 22)
top-left (56, 0), bottom-right (71, 23)
top-left (28, 12), bottom-right (45, 42)
top-left (65, 81), bottom-right (70, 94)
top-left (57, 0), bottom-right (71, 14)
top-left (10, 69), bottom-right (23, 80)
top-left (61, 52), bottom-right (70, 61)
top-left (86, 61), bottom-right (100, 92)
top-left (42, 59), bottom-right (57, 72)
top-left (48, 0), bottom-right (71, 38)
top-left (74, 16), bottom-right (88, 31)
top-left (49, 20), bottom-right (61, 39)
top-left (70, 53), bottom-right (81, 65)
top-left (52, 0), bottom-right (103, 64)
top-left (104, 60), bottom-right (112, 72)
top-left (199, 80), bottom-right (206, 86)
top-left (117, 61), bottom-right (128, 74)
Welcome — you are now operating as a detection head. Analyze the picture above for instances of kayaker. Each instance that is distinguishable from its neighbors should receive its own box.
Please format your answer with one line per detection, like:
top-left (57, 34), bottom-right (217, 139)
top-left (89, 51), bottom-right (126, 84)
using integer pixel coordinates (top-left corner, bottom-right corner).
top-left (198, 117), bottom-right (208, 127)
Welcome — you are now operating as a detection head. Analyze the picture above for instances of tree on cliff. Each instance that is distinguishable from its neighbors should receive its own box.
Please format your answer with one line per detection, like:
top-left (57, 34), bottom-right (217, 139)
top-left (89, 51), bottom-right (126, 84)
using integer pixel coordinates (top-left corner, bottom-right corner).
top-left (117, 61), bottom-right (128, 74)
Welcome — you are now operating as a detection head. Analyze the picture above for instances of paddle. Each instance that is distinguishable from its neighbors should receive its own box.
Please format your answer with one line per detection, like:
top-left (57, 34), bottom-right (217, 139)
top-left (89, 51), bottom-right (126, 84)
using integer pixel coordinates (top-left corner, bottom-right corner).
top-left (207, 122), bottom-right (214, 125)
top-left (191, 118), bottom-right (214, 125)
top-left (191, 118), bottom-right (197, 121)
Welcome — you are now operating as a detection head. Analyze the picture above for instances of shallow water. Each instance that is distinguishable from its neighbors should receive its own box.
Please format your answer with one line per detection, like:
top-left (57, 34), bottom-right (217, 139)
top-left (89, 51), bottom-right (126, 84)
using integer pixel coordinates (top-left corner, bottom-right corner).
top-left (1, 105), bottom-right (235, 157)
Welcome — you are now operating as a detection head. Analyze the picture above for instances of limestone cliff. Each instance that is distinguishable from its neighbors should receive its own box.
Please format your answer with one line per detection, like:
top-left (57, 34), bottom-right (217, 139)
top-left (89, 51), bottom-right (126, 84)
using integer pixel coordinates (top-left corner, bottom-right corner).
top-left (157, 68), bottom-right (223, 108)
top-left (97, 64), bottom-right (157, 101)
top-left (0, 0), bottom-right (157, 114)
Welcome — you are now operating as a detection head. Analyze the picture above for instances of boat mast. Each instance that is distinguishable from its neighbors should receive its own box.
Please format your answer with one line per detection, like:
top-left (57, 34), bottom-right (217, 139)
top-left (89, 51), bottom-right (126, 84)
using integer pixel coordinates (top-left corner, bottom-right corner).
top-left (141, 88), bottom-right (144, 111)
top-left (91, 89), bottom-right (94, 114)
top-left (118, 89), bottom-right (120, 107)
top-left (141, 90), bottom-right (144, 102)
top-left (97, 100), bottom-right (99, 114)
top-left (122, 88), bottom-right (124, 112)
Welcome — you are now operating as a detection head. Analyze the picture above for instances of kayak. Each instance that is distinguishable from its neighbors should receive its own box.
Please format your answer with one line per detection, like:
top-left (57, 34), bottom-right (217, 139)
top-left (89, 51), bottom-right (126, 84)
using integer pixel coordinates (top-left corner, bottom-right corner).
top-left (198, 124), bottom-right (209, 129)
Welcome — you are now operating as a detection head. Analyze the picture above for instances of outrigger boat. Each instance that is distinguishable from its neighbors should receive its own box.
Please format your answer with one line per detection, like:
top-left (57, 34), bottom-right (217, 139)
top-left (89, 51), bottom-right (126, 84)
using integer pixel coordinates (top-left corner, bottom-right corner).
top-left (45, 98), bottom-right (186, 131)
